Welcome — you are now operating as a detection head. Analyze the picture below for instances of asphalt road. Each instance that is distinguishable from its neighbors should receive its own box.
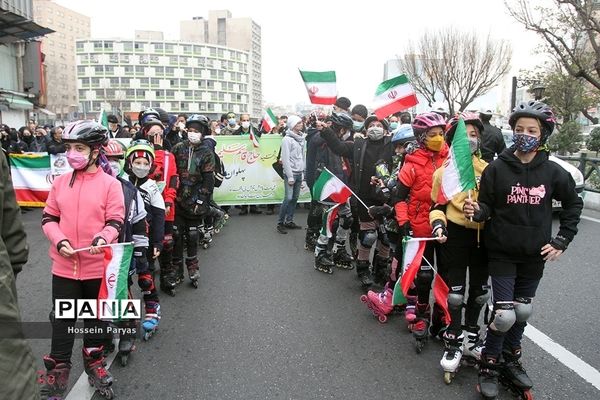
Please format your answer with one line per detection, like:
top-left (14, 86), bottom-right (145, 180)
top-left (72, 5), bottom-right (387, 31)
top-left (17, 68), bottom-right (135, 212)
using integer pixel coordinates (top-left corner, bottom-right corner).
top-left (15, 207), bottom-right (600, 399)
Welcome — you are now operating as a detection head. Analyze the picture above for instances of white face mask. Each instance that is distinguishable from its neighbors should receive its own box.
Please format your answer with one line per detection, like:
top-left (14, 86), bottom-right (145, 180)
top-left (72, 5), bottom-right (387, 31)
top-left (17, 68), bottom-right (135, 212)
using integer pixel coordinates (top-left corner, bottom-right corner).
top-left (241, 121), bottom-right (250, 129)
top-left (188, 131), bottom-right (202, 144)
top-left (367, 126), bottom-right (385, 141)
top-left (469, 138), bottom-right (479, 154)
top-left (109, 160), bottom-right (122, 177)
top-left (215, 127), bottom-right (221, 135)
top-left (132, 164), bottom-right (150, 179)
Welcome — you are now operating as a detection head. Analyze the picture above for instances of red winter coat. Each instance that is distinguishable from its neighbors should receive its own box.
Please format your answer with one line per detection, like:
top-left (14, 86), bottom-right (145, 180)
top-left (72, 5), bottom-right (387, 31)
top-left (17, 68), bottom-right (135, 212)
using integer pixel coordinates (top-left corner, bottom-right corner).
top-left (395, 145), bottom-right (449, 238)
top-left (149, 148), bottom-right (178, 222)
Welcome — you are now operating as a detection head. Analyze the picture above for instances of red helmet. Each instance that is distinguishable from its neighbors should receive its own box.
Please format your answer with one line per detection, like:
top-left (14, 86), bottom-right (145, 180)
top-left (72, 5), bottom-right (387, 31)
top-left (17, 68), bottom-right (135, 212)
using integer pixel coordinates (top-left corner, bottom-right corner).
top-left (412, 112), bottom-right (446, 140)
top-left (445, 111), bottom-right (484, 144)
top-left (102, 139), bottom-right (126, 159)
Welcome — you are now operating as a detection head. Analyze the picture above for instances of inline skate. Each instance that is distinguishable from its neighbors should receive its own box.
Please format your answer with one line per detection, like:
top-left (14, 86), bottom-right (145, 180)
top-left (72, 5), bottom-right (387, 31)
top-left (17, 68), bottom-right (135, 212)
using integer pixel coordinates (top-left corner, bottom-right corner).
top-left (360, 283), bottom-right (393, 323)
top-left (39, 355), bottom-right (71, 400)
top-left (82, 347), bottom-right (114, 399)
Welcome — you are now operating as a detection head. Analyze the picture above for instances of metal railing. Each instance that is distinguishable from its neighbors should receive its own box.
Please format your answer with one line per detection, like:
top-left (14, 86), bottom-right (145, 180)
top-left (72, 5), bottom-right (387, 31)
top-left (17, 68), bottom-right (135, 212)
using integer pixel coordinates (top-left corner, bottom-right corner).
top-left (557, 153), bottom-right (600, 193)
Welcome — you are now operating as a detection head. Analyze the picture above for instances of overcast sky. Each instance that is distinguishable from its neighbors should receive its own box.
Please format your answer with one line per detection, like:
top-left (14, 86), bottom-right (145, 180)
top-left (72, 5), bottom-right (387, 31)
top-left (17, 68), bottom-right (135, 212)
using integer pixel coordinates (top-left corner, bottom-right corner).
top-left (55, 0), bottom-right (546, 111)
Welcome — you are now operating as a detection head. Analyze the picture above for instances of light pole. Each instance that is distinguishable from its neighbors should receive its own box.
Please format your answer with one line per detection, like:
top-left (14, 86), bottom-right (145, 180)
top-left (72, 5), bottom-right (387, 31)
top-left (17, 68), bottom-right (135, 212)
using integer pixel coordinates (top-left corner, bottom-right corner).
top-left (510, 76), bottom-right (545, 110)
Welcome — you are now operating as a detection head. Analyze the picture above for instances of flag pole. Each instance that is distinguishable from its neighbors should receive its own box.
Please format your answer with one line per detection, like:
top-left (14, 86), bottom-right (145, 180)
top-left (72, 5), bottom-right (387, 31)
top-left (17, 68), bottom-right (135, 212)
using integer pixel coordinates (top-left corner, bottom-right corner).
top-left (74, 242), bottom-right (134, 253)
top-left (323, 167), bottom-right (370, 211)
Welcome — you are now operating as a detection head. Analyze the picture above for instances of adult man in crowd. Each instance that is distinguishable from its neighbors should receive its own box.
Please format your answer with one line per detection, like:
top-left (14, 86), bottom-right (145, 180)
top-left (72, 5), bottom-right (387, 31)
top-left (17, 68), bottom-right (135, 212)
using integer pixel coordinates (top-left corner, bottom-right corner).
top-left (107, 114), bottom-right (129, 138)
top-left (0, 150), bottom-right (40, 400)
top-left (479, 109), bottom-right (506, 162)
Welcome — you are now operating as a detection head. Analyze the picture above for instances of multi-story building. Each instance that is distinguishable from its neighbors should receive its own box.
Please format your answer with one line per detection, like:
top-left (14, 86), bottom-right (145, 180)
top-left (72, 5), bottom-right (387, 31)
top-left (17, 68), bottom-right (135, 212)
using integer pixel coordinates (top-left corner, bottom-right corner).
top-left (180, 10), bottom-right (262, 118)
top-left (32, 0), bottom-right (90, 122)
top-left (75, 38), bottom-right (251, 121)
top-left (0, 0), bottom-right (53, 127)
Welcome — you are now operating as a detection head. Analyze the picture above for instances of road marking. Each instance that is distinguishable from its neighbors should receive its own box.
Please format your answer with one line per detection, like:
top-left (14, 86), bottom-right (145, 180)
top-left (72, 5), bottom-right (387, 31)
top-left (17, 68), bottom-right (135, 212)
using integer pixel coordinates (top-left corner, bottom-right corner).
top-left (581, 215), bottom-right (600, 224)
top-left (65, 341), bottom-right (118, 400)
top-left (525, 325), bottom-right (600, 391)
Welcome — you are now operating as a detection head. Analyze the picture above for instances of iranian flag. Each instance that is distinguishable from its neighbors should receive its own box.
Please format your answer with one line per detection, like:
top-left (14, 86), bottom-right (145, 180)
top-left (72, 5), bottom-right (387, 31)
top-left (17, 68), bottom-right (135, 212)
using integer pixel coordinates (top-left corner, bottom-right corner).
top-left (261, 108), bottom-right (278, 133)
top-left (299, 70), bottom-right (337, 105)
top-left (312, 169), bottom-right (352, 203)
top-left (98, 243), bottom-right (133, 304)
top-left (98, 109), bottom-right (109, 128)
top-left (320, 204), bottom-right (340, 238)
top-left (9, 153), bottom-right (52, 206)
top-left (435, 118), bottom-right (476, 204)
top-left (249, 130), bottom-right (260, 148)
top-left (392, 239), bottom-right (426, 306)
top-left (373, 74), bottom-right (418, 119)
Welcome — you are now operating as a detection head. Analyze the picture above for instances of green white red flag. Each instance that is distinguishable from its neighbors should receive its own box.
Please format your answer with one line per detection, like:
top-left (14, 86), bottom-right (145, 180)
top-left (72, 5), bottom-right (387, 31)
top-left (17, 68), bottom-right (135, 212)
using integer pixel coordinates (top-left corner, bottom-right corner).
top-left (98, 243), bottom-right (133, 304)
top-left (261, 108), bottom-right (278, 133)
top-left (249, 130), bottom-right (260, 148)
top-left (320, 204), bottom-right (340, 238)
top-left (436, 118), bottom-right (476, 204)
top-left (312, 169), bottom-right (352, 204)
top-left (373, 74), bottom-right (418, 119)
top-left (299, 70), bottom-right (337, 105)
top-left (98, 109), bottom-right (109, 129)
top-left (393, 239), bottom-right (426, 306)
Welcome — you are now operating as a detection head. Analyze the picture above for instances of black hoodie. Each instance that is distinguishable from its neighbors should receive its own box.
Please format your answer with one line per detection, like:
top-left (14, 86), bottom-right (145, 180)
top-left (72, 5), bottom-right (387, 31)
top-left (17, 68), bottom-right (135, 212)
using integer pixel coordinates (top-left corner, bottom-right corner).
top-left (476, 147), bottom-right (583, 265)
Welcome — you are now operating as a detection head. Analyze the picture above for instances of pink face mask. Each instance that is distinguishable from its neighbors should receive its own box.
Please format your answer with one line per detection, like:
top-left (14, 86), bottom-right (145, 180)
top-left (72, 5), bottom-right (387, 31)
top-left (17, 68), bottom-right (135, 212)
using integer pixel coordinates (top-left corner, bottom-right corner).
top-left (66, 150), bottom-right (90, 170)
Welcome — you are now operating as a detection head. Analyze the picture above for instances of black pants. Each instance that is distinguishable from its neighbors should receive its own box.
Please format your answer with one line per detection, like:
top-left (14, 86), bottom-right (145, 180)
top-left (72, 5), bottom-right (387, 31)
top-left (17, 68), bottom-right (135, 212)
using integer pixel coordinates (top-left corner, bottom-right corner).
top-left (173, 210), bottom-right (203, 263)
top-left (483, 263), bottom-right (542, 357)
top-left (438, 241), bottom-right (488, 333)
top-left (50, 275), bottom-right (108, 362)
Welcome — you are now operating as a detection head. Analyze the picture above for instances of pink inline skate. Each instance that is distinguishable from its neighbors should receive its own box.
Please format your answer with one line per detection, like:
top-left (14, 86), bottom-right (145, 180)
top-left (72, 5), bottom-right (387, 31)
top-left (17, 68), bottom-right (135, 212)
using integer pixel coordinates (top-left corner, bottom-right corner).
top-left (360, 283), bottom-right (394, 323)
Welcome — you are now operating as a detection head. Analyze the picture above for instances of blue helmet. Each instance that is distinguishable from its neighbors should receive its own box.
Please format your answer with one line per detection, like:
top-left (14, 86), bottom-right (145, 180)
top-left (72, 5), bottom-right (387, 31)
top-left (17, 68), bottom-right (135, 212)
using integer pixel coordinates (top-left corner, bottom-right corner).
top-left (391, 124), bottom-right (415, 146)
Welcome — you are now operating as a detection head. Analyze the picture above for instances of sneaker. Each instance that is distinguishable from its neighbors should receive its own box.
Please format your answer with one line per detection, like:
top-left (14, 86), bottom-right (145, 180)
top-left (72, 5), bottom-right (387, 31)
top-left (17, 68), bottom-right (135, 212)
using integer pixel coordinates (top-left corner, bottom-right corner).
top-left (249, 206), bottom-right (262, 214)
top-left (284, 221), bottom-right (302, 230)
top-left (277, 224), bottom-right (288, 234)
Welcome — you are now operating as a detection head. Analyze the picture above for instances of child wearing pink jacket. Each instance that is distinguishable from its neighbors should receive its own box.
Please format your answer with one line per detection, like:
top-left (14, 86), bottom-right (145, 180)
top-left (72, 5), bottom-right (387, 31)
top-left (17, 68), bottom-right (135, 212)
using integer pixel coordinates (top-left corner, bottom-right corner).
top-left (38, 120), bottom-right (124, 399)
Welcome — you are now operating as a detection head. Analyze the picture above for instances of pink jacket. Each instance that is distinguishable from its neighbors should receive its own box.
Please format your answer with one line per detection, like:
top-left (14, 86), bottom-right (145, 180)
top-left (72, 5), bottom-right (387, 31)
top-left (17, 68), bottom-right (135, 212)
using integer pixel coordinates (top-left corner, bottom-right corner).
top-left (42, 168), bottom-right (125, 280)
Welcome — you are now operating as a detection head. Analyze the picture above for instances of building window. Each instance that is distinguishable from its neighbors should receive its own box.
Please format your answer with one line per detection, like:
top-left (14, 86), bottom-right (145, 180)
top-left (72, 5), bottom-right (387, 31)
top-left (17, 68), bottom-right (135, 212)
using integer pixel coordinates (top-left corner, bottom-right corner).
top-left (105, 66), bottom-right (114, 75)
top-left (183, 67), bottom-right (192, 77)
top-left (165, 43), bottom-right (174, 53)
top-left (155, 91), bottom-right (162, 98)
top-left (110, 77), bottom-right (119, 85)
top-left (154, 66), bottom-right (165, 75)
top-left (165, 67), bottom-right (174, 76)
top-left (180, 79), bottom-right (189, 87)
top-left (169, 56), bottom-right (178, 65)
top-left (153, 42), bottom-right (164, 51)
top-left (217, 18), bottom-right (226, 46)
top-left (140, 78), bottom-right (149, 87)
top-left (121, 77), bottom-right (130, 86)
top-left (135, 66), bottom-right (144, 74)
top-left (77, 65), bottom-right (85, 75)
top-left (94, 66), bottom-right (103, 74)
top-left (76, 42), bottom-right (84, 52)
top-left (124, 42), bottom-right (133, 52)
top-left (124, 65), bottom-right (134, 75)
top-left (166, 90), bottom-right (175, 98)
top-left (120, 54), bottom-right (130, 63)
top-left (151, 78), bottom-right (160, 87)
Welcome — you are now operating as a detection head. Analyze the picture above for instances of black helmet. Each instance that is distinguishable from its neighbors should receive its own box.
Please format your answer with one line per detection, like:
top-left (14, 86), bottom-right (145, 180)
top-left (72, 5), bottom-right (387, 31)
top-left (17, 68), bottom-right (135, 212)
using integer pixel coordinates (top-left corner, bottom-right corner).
top-left (62, 120), bottom-right (108, 147)
top-left (186, 114), bottom-right (209, 134)
top-left (138, 108), bottom-right (161, 125)
top-left (328, 112), bottom-right (353, 129)
top-left (508, 100), bottom-right (556, 143)
top-left (364, 115), bottom-right (389, 131)
top-left (142, 116), bottom-right (165, 131)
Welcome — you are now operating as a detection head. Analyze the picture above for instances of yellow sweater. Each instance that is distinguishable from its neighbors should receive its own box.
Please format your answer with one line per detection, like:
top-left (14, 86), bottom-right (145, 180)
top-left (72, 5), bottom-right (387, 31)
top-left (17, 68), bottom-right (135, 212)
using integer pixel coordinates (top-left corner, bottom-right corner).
top-left (430, 155), bottom-right (488, 230)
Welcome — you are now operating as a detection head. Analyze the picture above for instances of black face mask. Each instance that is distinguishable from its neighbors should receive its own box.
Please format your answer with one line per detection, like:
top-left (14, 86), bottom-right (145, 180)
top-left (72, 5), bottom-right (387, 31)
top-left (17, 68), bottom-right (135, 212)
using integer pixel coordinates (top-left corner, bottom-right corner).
top-left (22, 135), bottom-right (33, 144)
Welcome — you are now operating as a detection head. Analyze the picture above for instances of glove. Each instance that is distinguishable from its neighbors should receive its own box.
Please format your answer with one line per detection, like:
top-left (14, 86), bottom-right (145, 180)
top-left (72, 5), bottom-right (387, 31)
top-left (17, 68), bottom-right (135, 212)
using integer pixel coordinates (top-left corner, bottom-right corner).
top-left (400, 222), bottom-right (413, 238)
top-left (431, 219), bottom-right (448, 238)
top-left (549, 235), bottom-right (569, 251)
top-left (369, 204), bottom-right (393, 219)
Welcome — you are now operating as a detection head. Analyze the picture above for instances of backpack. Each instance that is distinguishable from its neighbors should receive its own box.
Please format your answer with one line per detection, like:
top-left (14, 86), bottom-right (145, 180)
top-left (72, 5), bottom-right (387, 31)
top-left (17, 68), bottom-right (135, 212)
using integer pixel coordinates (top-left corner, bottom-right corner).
top-left (213, 150), bottom-right (226, 187)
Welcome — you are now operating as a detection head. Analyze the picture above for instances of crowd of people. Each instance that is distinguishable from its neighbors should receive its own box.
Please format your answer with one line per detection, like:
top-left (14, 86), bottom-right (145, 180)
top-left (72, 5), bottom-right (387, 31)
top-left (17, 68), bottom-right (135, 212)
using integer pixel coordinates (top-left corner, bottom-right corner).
top-left (1, 96), bottom-right (584, 400)
top-left (280, 97), bottom-right (583, 399)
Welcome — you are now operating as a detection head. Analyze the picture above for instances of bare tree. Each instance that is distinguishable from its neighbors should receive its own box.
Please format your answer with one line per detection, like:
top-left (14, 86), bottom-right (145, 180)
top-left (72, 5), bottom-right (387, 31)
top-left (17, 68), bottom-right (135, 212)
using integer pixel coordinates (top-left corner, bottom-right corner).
top-left (506, 0), bottom-right (600, 90)
top-left (398, 28), bottom-right (512, 114)
top-left (396, 52), bottom-right (438, 108)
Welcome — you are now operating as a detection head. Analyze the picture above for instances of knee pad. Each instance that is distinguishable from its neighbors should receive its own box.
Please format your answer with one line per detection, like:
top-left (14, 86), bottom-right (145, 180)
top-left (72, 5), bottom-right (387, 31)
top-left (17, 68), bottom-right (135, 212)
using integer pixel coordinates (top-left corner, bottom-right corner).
top-left (415, 266), bottom-right (434, 291)
top-left (447, 292), bottom-right (464, 310)
top-left (162, 234), bottom-right (174, 252)
top-left (359, 229), bottom-right (377, 248)
top-left (338, 209), bottom-right (353, 230)
top-left (472, 286), bottom-right (491, 306)
top-left (138, 272), bottom-right (155, 294)
top-left (514, 297), bottom-right (533, 323)
top-left (489, 301), bottom-right (516, 333)
top-left (187, 225), bottom-right (199, 244)
top-left (377, 229), bottom-right (390, 247)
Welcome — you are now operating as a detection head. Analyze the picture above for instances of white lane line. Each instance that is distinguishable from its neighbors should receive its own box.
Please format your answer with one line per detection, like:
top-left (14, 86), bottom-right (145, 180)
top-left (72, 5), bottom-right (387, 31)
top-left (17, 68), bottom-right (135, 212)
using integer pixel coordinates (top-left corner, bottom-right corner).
top-left (581, 215), bottom-right (600, 224)
top-left (65, 341), bottom-right (119, 400)
top-left (525, 325), bottom-right (600, 391)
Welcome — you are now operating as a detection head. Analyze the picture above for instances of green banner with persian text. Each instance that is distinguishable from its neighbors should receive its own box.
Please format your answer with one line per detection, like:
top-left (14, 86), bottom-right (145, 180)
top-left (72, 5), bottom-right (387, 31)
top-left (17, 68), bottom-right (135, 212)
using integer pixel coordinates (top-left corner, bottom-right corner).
top-left (213, 135), bottom-right (311, 206)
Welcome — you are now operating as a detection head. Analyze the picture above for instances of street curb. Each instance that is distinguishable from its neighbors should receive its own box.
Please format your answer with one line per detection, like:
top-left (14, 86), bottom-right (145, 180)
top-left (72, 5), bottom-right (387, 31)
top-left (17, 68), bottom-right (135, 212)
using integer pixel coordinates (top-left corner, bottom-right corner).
top-left (584, 191), bottom-right (600, 212)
